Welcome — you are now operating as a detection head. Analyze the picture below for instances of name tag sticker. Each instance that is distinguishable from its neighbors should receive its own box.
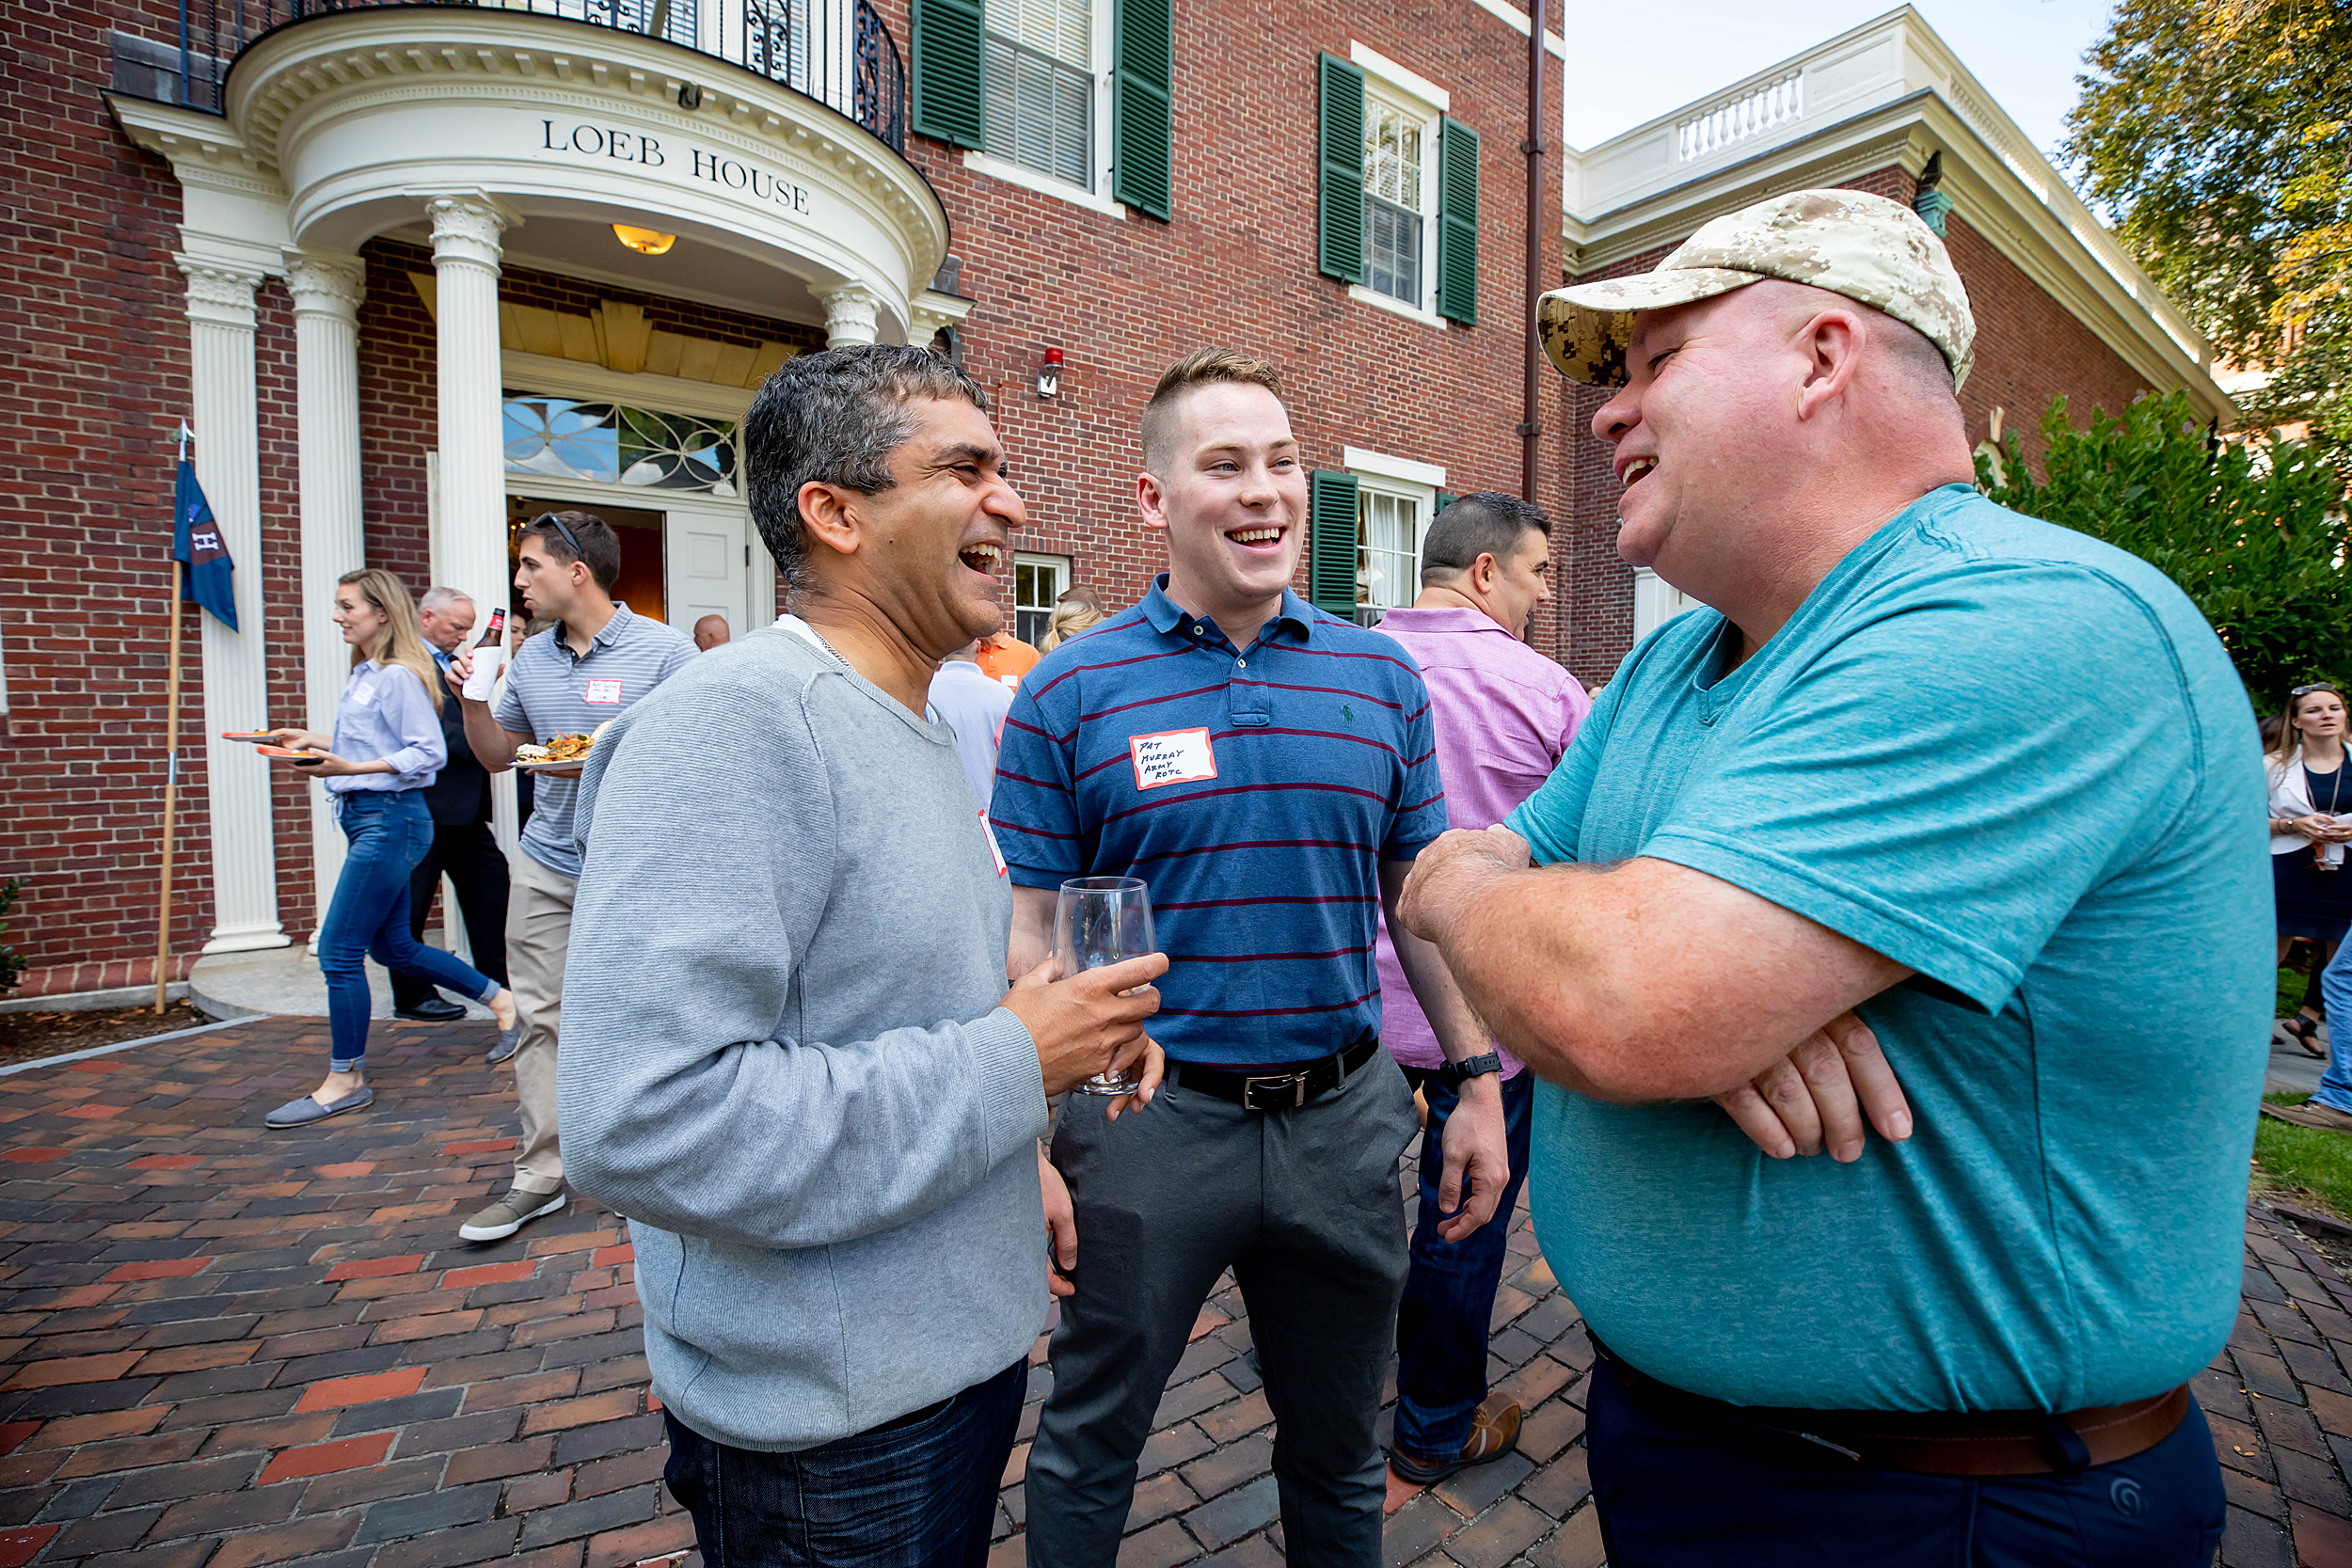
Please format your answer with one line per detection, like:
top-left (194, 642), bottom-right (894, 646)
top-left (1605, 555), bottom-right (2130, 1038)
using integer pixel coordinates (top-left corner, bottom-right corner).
top-left (978, 809), bottom-right (1009, 877)
top-left (1129, 727), bottom-right (1217, 791)
top-left (349, 682), bottom-right (379, 709)
top-left (583, 678), bottom-right (625, 705)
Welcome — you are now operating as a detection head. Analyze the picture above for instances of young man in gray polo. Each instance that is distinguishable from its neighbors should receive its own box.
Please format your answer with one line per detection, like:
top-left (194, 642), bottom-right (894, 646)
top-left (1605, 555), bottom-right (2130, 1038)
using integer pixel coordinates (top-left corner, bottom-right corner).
top-left (444, 510), bottom-right (695, 1243)
top-left (559, 344), bottom-right (1168, 1564)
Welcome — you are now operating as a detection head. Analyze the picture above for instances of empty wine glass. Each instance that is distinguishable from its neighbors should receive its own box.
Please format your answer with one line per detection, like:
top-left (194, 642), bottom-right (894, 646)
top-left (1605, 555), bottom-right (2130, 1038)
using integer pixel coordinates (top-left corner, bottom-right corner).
top-left (1055, 876), bottom-right (1156, 1098)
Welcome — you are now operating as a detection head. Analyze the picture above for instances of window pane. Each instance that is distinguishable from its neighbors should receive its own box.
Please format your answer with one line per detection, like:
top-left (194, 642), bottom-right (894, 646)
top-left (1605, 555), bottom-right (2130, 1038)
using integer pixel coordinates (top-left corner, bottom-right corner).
top-left (1358, 490), bottom-right (1420, 617)
top-left (1361, 98), bottom-right (1422, 210)
top-left (985, 36), bottom-right (1092, 188)
top-left (1363, 198), bottom-right (1422, 305)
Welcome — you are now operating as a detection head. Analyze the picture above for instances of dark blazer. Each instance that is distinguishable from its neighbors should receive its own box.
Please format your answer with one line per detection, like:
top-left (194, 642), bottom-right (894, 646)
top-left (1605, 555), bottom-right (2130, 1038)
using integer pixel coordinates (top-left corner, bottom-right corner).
top-left (421, 651), bottom-right (492, 827)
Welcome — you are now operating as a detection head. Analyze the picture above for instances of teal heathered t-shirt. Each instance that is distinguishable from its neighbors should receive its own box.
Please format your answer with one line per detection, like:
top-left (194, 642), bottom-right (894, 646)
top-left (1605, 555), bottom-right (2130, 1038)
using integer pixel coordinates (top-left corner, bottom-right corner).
top-left (1505, 484), bottom-right (2269, 1414)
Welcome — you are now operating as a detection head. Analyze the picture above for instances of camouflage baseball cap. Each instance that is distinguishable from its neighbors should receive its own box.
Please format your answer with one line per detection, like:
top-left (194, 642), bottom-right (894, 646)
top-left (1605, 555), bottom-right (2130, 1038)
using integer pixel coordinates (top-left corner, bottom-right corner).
top-left (1536, 188), bottom-right (1976, 391)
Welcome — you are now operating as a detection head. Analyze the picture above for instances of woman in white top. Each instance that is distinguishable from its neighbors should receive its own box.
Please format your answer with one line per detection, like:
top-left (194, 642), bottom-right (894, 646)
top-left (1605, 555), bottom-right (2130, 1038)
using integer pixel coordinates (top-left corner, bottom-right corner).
top-left (2265, 684), bottom-right (2352, 1051)
top-left (262, 569), bottom-right (520, 1127)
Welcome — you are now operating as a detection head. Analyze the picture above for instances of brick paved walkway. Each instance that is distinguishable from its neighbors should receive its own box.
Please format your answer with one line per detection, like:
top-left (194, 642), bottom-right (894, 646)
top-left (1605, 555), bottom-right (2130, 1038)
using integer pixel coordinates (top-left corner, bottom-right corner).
top-left (0, 1016), bottom-right (2336, 1567)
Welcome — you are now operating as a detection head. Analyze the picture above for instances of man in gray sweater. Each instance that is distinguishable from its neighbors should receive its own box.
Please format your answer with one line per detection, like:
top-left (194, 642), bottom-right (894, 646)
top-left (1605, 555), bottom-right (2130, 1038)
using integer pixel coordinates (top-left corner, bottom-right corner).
top-left (561, 345), bottom-right (1167, 1566)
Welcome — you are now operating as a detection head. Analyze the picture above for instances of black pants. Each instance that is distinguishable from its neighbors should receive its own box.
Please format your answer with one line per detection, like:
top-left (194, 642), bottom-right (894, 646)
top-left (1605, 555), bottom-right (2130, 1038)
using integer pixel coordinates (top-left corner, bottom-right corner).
top-left (1026, 1051), bottom-right (1420, 1568)
top-left (388, 820), bottom-right (510, 1011)
top-left (662, 1359), bottom-right (1024, 1567)
top-left (1586, 1355), bottom-right (2226, 1566)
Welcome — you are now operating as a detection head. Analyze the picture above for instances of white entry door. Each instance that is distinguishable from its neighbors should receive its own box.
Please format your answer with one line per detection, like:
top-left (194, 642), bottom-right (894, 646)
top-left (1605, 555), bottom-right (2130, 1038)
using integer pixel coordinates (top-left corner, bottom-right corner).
top-left (664, 501), bottom-right (757, 640)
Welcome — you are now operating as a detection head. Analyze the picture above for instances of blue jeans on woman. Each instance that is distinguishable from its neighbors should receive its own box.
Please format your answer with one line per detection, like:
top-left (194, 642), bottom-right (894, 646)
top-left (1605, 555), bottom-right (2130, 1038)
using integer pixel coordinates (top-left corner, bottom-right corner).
top-left (1393, 1065), bottom-right (1535, 1459)
top-left (2315, 942), bottom-right (2352, 1115)
top-left (320, 790), bottom-right (500, 1070)
top-left (660, 1357), bottom-right (1025, 1566)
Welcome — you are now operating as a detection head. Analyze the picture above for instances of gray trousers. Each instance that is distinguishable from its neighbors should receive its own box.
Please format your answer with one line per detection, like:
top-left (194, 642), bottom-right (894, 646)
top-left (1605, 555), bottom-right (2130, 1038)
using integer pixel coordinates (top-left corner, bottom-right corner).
top-left (1025, 1050), bottom-right (1419, 1568)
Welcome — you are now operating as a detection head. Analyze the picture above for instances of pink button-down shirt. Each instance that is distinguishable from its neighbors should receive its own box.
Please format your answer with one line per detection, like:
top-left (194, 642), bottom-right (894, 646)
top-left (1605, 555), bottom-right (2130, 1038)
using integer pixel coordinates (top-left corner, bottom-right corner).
top-left (1374, 607), bottom-right (1590, 1076)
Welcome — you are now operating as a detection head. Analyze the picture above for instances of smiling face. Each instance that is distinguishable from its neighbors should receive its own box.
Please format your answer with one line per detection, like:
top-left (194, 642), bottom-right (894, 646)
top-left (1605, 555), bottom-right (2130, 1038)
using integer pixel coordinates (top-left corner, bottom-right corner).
top-left (1140, 383), bottom-right (1308, 628)
top-left (818, 395), bottom-right (1026, 657)
top-left (1587, 288), bottom-right (1793, 587)
top-left (332, 584), bottom-right (389, 656)
top-left (1484, 529), bottom-right (1554, 641)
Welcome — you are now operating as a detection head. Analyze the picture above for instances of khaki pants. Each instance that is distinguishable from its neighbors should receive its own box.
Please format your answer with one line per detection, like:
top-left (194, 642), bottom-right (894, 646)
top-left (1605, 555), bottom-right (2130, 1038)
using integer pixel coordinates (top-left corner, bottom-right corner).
top-left (505, 850), bottom-right (576, 1196)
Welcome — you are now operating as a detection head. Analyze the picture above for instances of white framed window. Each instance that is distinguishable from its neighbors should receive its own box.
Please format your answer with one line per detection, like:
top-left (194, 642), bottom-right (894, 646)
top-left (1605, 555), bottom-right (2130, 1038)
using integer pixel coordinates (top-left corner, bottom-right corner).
top-left (1014, 551), bottom-right (1070, 647)
top-left (1346, 44), bottom-right (1446, 328)
top-left (980, 0), bottom-right (1108, 198)
top-left (1358, 484), bottom-right (1424, 617)
top-left (1361, 93), bottom-right (1428, 308)
top-left (1342, 445), bottom-right (1444, 624)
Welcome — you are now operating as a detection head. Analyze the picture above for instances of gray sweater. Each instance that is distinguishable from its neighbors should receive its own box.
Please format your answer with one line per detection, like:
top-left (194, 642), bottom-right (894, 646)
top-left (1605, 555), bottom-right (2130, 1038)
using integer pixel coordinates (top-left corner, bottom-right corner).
top-left (562, 625), bottom-right (1049, 1452)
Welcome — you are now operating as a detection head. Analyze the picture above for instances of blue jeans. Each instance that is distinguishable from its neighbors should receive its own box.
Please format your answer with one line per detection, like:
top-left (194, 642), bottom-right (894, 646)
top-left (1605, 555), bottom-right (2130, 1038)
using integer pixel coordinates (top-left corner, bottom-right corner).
top-left (2320, 941), bottom-right (2352, 1113)
top-left (1585, 1355), bottom-right (2224, 1566)
top-left (660, 1358), bottom-right (1025, 1567)
top-left (1392, 1065), bottom-right (1534, 1458)
top-left (319, 791), bottom-right (498, 1070)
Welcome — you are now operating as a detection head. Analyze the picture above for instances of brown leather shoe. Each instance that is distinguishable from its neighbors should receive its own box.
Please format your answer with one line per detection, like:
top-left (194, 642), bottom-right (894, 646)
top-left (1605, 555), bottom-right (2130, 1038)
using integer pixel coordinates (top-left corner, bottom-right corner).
top-left (1388, 1393), bottom-right (1523, 1484)
top-left (2263, 1099), bottom-right (2352, 1132)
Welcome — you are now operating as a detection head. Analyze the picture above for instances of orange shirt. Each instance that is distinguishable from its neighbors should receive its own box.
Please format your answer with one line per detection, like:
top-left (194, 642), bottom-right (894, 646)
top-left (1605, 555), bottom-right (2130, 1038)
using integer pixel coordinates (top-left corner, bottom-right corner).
top-left (975, 633), bottom-right (1041, 690)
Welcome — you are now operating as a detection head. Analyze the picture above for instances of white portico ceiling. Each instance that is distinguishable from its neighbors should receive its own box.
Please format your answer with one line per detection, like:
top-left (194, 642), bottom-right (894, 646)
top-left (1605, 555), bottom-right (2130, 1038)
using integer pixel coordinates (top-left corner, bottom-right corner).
top-left (186, 6), bottom-right (945, 341)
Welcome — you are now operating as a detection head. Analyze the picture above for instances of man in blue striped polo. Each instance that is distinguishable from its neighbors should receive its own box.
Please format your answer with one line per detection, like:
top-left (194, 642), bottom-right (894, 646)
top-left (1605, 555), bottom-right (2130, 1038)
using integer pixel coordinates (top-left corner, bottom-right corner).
top-left (993, 349), bottom-right (1512, 1567)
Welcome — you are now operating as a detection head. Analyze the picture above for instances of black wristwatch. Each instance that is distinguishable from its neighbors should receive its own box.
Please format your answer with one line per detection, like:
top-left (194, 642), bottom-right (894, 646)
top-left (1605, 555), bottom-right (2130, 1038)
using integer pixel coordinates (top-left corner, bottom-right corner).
top-left (1440, 1052), bottom-right (1503, 1089)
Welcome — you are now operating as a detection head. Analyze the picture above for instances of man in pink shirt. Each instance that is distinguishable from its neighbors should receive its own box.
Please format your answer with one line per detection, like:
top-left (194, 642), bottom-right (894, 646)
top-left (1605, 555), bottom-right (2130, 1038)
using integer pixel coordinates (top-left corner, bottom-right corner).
top-left (1374, 492), bottom-right (1589, 1483)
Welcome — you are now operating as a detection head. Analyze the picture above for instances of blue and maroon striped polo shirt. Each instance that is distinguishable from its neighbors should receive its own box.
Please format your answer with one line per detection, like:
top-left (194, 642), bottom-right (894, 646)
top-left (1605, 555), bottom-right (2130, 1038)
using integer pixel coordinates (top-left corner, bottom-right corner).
top-left (990, 575), bottom-right (1447, 1067)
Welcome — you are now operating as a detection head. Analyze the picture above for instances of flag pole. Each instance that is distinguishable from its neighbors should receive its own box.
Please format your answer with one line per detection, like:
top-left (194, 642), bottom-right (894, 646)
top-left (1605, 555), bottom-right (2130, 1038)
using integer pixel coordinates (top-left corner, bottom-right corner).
top-left (155, 423), bottom-right (190, 1014)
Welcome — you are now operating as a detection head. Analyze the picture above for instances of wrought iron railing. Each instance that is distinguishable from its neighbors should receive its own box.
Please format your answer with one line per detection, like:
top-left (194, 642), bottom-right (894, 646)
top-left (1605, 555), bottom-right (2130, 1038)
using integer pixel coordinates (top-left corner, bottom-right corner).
top-left (166, 0), bottom-right (906, 153)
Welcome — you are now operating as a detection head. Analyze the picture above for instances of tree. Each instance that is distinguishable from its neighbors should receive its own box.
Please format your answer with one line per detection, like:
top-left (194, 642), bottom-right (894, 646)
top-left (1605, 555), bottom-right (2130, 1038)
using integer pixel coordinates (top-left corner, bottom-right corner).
top-left (2066, 0), bottom-right (2352, 473)
top-left (1979, 391), bottom-right (2352, 710)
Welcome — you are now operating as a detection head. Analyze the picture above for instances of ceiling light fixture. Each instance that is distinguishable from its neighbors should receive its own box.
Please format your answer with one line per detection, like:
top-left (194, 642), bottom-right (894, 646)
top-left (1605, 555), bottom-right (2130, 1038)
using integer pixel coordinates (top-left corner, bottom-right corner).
top-left (612, 225), bottom-right (676, 256)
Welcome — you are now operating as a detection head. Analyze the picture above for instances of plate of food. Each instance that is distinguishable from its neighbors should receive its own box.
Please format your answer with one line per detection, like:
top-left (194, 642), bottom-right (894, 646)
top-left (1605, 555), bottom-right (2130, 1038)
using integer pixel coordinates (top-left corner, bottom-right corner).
top-left (513, 731), bottom-right (596, 772)
top-left (222, 729), bottom-right (278, 743)
top-left (258, 745), bottom-right (324, 764)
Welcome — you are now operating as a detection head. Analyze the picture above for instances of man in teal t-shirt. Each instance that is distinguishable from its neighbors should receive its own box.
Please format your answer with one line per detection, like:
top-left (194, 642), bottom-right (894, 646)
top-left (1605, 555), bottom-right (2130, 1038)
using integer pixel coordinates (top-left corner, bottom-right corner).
top-left (1401, 190), bottom-right (2266, 1567)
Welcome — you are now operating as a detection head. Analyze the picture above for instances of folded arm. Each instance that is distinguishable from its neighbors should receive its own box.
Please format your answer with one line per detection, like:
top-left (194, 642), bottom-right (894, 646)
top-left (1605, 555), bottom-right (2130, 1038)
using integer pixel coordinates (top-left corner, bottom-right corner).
top-left (1401, 828), bottom-right (1911, 1103)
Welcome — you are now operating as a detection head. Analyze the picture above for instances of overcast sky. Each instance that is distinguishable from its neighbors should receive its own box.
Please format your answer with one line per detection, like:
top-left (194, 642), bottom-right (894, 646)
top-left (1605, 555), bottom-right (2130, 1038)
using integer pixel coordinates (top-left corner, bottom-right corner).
top-left (1553, 0), bottom-right (2119, 166)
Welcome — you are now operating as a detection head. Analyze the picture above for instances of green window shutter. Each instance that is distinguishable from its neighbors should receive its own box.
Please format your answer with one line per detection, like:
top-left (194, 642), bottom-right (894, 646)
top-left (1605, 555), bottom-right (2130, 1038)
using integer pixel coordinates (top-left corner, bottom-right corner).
top-left (1308, 469), bottom-right (1361, 618)
top-left (1437, 116), bottom-right (1479, 324)
top-left (913, 0), bottom-right (986, 150)
top-left (1112, 0), bottom-right (1174, 219)
top-left (1317, 55), bottom-right (1365, 284)
top-left (1435, 489), bottom-right (1457, 514)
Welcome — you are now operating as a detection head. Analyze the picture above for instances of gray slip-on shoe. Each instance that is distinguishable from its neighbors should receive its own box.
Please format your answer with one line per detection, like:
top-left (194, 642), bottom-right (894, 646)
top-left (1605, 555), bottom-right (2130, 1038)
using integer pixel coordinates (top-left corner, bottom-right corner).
top-left (459, 1187), bottom-right (565, 1243)
top-left (486, 1022), bottom-right (521, 1065)
top-left (265, 1085), bottom-right (374, 1130)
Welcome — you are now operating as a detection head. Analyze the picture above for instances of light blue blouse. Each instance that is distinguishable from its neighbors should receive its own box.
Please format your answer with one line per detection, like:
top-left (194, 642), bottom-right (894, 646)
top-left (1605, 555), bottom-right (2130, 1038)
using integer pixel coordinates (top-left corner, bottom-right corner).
top-left (325, 658), bottom-right (446, 795)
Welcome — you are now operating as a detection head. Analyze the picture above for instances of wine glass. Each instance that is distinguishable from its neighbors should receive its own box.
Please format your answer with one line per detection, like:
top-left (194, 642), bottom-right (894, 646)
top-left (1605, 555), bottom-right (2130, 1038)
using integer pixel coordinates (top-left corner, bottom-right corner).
top-left (1055, 876), bottom-right (1157, 1098)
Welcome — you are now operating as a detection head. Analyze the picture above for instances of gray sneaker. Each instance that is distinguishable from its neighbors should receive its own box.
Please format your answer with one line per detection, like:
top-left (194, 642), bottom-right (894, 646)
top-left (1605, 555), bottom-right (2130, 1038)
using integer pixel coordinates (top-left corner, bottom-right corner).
top-left (459, 1187), bottom-right (566, 1243)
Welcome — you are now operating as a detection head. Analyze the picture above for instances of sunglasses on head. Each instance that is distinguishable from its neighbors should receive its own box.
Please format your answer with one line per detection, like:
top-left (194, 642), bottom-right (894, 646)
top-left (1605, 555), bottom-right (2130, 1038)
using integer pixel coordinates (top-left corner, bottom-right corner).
top-left (529, 512), bottom-right (584, 558)
top-left (2293, 685), bottom-right (2341, 699)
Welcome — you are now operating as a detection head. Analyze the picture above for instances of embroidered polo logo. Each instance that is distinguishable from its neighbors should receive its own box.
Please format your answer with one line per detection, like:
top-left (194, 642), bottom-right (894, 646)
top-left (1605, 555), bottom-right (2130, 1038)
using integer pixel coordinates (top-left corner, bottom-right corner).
top-left (1342, 704), bottom-right (1356, 723)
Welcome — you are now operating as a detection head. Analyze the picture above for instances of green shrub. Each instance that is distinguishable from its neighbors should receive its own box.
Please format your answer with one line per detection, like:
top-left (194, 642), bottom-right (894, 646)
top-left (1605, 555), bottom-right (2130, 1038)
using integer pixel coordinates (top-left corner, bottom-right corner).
top-left (0, 879), bottom-right (23, 998)
top-left (1978, 390), bottom-right (2352, 711)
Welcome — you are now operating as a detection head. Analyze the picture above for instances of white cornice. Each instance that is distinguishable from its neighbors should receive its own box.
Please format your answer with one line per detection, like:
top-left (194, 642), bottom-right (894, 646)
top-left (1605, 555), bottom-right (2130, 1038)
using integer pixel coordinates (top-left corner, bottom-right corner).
top-left (198, 7), bottom-right (944, 334)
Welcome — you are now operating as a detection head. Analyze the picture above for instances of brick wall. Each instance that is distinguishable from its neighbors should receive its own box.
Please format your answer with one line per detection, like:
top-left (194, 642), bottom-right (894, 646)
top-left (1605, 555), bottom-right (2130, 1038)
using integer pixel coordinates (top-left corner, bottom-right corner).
top-left (893, 3), bottom-right (1576, 641)
top-left (0, 0), bottom-right (217, 990)
top-left (1554, 165), bottom-right (2157, 683)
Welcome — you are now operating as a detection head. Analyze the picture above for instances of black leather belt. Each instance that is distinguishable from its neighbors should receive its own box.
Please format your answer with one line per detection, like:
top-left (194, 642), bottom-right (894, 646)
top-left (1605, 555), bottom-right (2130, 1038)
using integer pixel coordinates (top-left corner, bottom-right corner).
top-left (1169, 1036), bottom-right (1382, 1112)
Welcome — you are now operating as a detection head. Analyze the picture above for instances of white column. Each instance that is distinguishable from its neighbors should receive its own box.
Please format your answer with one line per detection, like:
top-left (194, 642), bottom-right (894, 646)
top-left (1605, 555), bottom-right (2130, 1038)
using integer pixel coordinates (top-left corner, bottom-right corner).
top-left (179, 256), bottom-right (287, 953)
top-left (818, 283), bottom-right (882, 348)
top-left (426, 196), bottom-right (521, 860)
top-left (286, 251), bottom-right (369, 937)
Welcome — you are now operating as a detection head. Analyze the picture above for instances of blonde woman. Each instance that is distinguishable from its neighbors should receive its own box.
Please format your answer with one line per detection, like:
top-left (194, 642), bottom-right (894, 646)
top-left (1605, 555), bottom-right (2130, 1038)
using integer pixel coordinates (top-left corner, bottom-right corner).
top-left (2266, 683), bottom-right (2352, 1053)
top-left (1038, 585), bottom-right (1106, 652)
top-left (262, 568), bottom-right (517, 1127)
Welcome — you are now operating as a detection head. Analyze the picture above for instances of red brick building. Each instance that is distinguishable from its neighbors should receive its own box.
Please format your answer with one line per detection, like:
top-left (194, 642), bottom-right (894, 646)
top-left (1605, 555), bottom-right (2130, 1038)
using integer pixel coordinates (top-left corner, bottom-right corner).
top-left (0, 2), bottom-right (2227, 996)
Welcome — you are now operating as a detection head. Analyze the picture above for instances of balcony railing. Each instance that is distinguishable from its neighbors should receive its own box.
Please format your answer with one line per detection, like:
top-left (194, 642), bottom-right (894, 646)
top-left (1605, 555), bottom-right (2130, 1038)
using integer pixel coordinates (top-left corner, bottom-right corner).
top-left (168, 0), bottom-right (906, 153)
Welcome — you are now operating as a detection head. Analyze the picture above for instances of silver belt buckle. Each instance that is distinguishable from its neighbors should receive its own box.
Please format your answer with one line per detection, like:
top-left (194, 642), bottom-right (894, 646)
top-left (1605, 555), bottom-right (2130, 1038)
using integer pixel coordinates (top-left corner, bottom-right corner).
top-left (1242, 1071), bottom-right (1308, 1112)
